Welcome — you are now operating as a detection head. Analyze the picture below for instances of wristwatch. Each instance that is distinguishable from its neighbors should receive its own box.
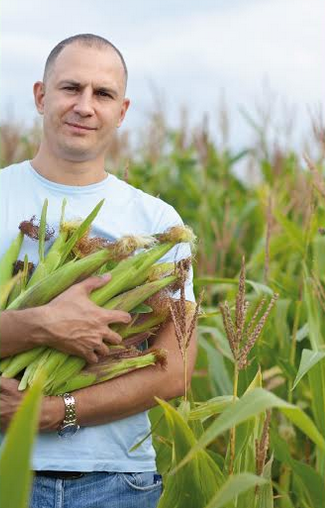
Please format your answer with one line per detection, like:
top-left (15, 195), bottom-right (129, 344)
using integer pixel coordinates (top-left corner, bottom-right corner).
top-left (58, 393), bottom-right (80, 438)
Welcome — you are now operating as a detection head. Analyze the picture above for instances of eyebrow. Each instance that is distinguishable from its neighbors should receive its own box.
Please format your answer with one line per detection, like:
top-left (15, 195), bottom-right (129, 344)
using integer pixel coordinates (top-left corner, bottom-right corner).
top-left (58, 80), bottom-right (119, 98)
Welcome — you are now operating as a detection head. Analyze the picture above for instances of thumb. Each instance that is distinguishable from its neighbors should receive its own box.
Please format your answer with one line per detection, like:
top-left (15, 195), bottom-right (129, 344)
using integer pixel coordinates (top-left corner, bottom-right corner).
top-left (78, 273), bottom-right (111, 294)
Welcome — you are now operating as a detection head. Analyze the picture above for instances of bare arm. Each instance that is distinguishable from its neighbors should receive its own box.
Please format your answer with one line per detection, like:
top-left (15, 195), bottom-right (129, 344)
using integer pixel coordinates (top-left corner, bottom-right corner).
top-left (43, 317), bottom-right (197, 431)
top-left (0, 311), bottom-right (197, 432)
top-left (0, 307), bottom-right (47, 358)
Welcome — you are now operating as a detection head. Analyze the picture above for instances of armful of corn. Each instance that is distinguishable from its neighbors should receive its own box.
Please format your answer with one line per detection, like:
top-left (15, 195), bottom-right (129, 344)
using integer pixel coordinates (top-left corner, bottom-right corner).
top-left (0, 199), bottom-right (197, 395)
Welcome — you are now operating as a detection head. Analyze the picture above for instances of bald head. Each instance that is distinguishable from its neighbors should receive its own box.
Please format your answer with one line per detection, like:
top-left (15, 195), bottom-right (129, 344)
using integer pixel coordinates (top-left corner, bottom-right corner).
top-left (43, 34), bottom-right (128, 90)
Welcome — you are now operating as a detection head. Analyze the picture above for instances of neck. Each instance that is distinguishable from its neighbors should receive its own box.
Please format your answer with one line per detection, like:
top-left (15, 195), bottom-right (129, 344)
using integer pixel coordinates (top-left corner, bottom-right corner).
top-left (31, 144), bottom-right (107, 186)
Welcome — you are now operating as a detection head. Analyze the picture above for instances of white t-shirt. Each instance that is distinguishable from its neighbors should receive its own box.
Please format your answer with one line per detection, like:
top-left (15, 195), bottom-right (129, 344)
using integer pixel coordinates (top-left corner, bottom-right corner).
top-left (0, 160), bottom-right (194, 472)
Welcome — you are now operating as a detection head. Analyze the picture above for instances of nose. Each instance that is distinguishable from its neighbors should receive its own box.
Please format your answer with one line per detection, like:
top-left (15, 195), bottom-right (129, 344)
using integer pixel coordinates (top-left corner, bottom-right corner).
top-left (73, 90), bottom-right (94, 117)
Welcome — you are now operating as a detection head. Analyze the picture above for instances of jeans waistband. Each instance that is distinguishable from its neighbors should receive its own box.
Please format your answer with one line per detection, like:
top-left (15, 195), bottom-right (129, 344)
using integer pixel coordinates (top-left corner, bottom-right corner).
top-left (34, 471), bottom-right (85, 480)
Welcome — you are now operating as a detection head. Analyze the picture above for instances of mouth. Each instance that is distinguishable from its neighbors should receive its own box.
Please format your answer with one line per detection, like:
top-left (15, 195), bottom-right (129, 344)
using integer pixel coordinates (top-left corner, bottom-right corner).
top-left (65, 122), bottom-right (97, 132)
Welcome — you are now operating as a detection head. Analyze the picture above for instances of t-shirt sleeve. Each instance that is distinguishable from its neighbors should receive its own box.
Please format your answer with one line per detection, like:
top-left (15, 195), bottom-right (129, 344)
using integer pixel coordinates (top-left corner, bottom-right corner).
top-left (155, 204), bottom-right (195, 303)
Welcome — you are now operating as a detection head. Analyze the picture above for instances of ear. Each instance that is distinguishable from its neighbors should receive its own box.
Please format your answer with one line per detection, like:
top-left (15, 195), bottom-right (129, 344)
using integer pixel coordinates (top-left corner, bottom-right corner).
top-left (117, 98), bottom-right (130, 128)
top-left (33, 81), bottom-right (46, 115)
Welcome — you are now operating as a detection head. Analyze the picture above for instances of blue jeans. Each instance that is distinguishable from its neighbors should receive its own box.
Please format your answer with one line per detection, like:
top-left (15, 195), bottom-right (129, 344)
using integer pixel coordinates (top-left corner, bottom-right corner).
top-left (29, 471), bottom-right (163, 508)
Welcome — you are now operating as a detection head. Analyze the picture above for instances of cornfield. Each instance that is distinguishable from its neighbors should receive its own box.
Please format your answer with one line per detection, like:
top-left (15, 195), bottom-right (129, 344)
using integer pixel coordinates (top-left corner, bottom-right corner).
top-left (1, 106), bottom-right (325, 508)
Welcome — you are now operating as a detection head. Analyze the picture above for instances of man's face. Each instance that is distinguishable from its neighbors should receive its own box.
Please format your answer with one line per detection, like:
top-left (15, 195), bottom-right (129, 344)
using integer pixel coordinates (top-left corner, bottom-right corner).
top-left (34, 43), bottom-right (129, 163)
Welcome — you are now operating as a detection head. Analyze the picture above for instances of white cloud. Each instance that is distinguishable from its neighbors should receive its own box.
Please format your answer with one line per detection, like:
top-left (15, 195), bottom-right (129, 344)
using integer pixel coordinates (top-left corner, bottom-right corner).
top-left (0, 0), bottom-right (323, 148)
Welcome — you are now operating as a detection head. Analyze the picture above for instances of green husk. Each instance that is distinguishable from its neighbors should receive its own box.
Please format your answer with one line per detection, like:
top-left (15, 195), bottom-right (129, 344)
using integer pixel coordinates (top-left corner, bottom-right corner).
top-left (91, 241), bottom-right (176, 306)
top-left (58, 199), bottom-right (105, 266)
top-left (43, 356), bottom-right (86, 395)
top-left (7, 248), bottom-right (114, 310)
top-left (0, 232), bottom-right (24, 301)
top-left (7, 255), bottom-right (31, 305)
top-left (118, 313), bottom-right (167, 338)
top-left (24, 200), bottom-right (49, 289)
top-left (2, 346), bottom-right (47, 378)
top-left (24, 349), bottom-right (69, 390)
top-left (0, 357), bottom-right (12, 373)
top-left (15, 276), bottom-right (176, 392)
top-left (52, 349), bottom-right (167, 394)
top-left (103, 275), bottom-right (177, 312)
top-left (0, 272), bottom-right (23, 310)
top-left (18, 352), bottom-right (52, 390)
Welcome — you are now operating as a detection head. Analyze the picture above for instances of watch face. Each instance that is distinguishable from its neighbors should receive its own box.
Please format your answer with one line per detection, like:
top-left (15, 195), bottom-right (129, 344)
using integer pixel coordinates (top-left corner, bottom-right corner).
top-left (58, 424), bottom-right (80, 439)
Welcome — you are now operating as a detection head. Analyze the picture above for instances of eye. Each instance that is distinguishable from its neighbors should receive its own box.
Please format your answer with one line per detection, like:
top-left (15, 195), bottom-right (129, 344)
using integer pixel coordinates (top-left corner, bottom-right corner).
top-left (96, 90), bottom-right (113, 99)
top-left (62, 86), bottom-right (78, 92)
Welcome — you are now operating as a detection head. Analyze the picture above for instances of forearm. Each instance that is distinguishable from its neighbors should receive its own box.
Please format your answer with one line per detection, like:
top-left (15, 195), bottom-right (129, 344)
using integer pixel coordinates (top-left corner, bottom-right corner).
top-left (0, 308), bottom-right (47, 358)
top-left (39, 358), bottom-right (186, 432)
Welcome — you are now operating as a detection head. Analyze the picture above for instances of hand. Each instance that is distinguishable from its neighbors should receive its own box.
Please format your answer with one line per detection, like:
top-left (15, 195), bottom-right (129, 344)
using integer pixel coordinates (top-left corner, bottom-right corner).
top-left (37, 274), bottom-right (131, 364)
top-left (0, 377), bottom-right (25, 432)
top-left (0, 377), bottom-right (65, 432)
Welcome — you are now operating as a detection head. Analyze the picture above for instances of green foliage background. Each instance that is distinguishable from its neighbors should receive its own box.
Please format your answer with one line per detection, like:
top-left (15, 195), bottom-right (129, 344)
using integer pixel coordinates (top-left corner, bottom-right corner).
top-left (1, 111), bottom-right (325, 507)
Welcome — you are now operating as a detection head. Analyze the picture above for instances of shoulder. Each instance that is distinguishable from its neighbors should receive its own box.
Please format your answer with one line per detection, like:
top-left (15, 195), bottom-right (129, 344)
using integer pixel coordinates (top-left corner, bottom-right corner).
top-left (0, 160), bottom-right (30, 185)
top-left (107, 174), bottom-right (183, 232)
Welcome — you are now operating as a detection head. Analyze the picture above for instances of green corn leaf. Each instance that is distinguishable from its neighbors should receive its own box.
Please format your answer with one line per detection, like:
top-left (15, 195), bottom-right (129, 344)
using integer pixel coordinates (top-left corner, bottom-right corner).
top-left (189, 396), bottom-right (235, 422)
top-left (271, 431), bottom-right (325, 508)
top-left (255, 458), bottom-right (274, 508)
top-left (303, 265), bottom-right (324, 348)
top-left (0, 373), bottom-right (44, 508)
top-left (292, 348), bottom-right (325, 389)
top-left (195, 277), bottom-right (273, 296)
top-left (172, 388), bottom-right (325, 474)
top-left (272, 210), bottom-right (305, 254)
top-left (156, 398), bottom-right (224, 508)
top-left (204, 473), bottom-right (267, 508)
top-left (199, 336), bottom-right (233, 396)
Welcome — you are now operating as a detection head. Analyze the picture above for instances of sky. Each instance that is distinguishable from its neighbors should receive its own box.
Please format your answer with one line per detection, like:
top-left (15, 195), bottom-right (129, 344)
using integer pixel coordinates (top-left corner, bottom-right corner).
top-left (1, 0), bottom-right (324, 151)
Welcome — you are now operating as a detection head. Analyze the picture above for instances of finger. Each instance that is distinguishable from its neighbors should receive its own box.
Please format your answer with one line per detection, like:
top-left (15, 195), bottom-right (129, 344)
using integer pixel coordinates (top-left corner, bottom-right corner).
top-left (102, 328), bottom-right (123, 345)
top-left (102, 309), bottom-right (131, 325)
top-left (76, 274), bottom-right (111, 295)
top-left (84, 350), bottom-right (100, 364)
top-left (93, 342), bottom-right (111, 358)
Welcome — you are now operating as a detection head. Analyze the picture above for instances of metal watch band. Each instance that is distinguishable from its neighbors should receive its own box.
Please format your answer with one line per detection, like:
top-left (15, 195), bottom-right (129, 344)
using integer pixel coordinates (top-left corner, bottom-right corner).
top-left (62, 393), bottom-right (77, 425)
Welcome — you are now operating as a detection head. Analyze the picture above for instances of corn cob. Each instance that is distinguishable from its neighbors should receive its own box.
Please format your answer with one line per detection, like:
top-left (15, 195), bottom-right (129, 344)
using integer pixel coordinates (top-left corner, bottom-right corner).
top-left (2, 208), bottom-right (194, 395)
top-left (25, 198), bottom-right (105, 290)
top-left (0, 357), bottom-right (12, 373)
top-left (0, 232), bottom-right (24, 309)
top-left (7, 255), bottom-right (31, 305)
top-left (0, 272), bottom-right (23, 310)
top-left (7, 249), bottom-right (113, 310)
top-left (2, 346), bottom-right (47, 378)
top-left (103, 275), bottom-right (177, 312)
top-left (23, 274), bottom-right (178, 393)
top-left (52, 348), bottom-right (167, 394)
top-left (18, 349), bottom-right (69, 391)
top-left (90, 227), bottom-right (192, 306)
top-left (43, 356), bottom-right (86, 394)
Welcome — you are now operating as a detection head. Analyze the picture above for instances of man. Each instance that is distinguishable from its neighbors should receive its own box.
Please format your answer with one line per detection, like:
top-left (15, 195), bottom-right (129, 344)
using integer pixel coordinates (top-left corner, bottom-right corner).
top-left (0, 34), bottom-right (197, 507)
